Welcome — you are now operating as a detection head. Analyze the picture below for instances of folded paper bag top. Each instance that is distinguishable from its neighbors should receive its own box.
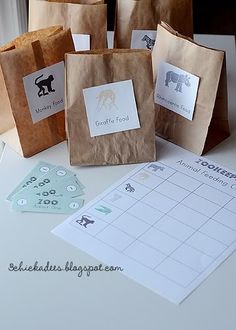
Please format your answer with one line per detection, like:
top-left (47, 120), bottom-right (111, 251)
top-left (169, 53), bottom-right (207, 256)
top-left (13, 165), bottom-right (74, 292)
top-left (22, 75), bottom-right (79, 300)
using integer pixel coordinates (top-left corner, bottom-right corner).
top-left (0, 26), bottom-right (75, 158)
top-left (152, 22), bottom-right (229, 155)
top-left (29, 0), bottom-right (107, 50)
top-left (47, 0), bottom-right (104, 3)
top-left (65, 49), bottom-right (156, 166)
top-left (30, 0), bottom-right (106, 13)
top-left (0, 26), bottom-right (63, 51)
top-left (114, 0), bottom-right (193, 49)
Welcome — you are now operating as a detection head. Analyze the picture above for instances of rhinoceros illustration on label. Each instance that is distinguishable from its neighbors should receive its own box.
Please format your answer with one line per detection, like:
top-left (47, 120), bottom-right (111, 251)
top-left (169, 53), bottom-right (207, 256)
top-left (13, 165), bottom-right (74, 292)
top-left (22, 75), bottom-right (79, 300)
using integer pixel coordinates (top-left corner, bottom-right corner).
top-left (165, 71), bottom-right (191, 93)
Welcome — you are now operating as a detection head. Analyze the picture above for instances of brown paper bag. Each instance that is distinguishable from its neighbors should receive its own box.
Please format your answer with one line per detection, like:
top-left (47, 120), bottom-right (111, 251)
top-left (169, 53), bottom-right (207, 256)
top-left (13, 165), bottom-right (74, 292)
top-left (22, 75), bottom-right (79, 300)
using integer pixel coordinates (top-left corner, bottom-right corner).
top-left (29, 0), bottom-right (107, 49)
top-left (0, 26), bottom-right (75, 157)
top-left (152, 23), bottom-right (230, 155)
top-left (47, 0), bottom-right (104, 3)
top-left (114, 0), bottom-right (193, 49)
top-left (65, 49), bottom-right (156, 166)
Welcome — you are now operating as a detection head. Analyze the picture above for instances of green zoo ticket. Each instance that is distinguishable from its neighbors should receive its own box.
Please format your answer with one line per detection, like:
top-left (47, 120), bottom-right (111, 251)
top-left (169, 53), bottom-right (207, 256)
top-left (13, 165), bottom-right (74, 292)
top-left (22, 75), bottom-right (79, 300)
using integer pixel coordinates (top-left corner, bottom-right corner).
top-left (11, 165), bottom-right (77, 199)
top-left (8, 161), bottom-right (86, 214)
top-left (7, 161), bottom-right (56, 201)
top-left (12, 195), bottom-right (85, 214)
top-left (33, 176), bottom-right (85, 198)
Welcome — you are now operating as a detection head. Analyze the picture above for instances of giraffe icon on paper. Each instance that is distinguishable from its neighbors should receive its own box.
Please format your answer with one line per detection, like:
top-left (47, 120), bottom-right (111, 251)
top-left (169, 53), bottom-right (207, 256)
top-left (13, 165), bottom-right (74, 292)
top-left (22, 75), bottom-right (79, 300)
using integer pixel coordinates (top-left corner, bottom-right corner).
top-left (96, 90), bottom-right (118, 111)
top-left (109, 193), bottom-right (122, 203)
top-left (137, 172), bottom-right (150, 180)
top-left (165, 71), bottom-right (191, 93)
top-left (76, 215), bottom-right (95, 228)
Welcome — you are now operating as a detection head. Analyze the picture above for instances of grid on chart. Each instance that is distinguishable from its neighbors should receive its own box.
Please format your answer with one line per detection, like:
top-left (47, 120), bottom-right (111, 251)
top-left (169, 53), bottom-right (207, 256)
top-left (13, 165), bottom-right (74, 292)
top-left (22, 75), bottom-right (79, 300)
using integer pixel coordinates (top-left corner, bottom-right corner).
top-left (70, 161), bottom-right (236, 289)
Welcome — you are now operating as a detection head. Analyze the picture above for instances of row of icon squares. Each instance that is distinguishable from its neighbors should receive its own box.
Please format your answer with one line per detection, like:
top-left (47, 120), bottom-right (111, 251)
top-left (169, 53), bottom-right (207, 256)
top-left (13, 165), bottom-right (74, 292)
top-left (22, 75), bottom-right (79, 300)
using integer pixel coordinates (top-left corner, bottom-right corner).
top-left (134, 169), bottom-right (204, 194)
top-left (71, 191), bottom-right (236, 246)
top-left (72, 192), bottom-right (219, 230)
top-left (71, 213), bottom-right (231, 287)
top-left (117, 178), bottom-right (235, 219)
top-left (142, 165), bottom-right (236, 211)
top-left (129, 164), bottom-right (175, 190)
top-left (104, 187), bottom-right (180, 214)
top-left (71, 195), bottom-right (236, 255)
top-left (131, 167), bottom-right (203, 194)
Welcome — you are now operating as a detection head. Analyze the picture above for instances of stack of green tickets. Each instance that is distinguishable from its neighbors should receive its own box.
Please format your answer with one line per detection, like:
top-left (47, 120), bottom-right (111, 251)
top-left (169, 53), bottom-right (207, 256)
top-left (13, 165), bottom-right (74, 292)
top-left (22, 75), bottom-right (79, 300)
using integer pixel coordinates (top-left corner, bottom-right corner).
top-left (7, 161), bottom-right (85, 214)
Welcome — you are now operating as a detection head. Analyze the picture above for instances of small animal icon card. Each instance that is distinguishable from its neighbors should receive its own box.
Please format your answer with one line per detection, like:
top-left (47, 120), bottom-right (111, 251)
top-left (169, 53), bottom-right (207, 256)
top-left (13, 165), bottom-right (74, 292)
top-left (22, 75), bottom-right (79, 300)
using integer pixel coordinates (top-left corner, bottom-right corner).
top-left (12, 194), bottom-right (84, 215)
top-left (130, 30), bottom-right (157, 50)
top-left (72, 34), bottom-right (90, 51)
top-left (23, 61), bottom-right (65, 123)
top-left (154, 61), bottom-right (200, 120)
top-left (82, 80), bottom-right (141, 137)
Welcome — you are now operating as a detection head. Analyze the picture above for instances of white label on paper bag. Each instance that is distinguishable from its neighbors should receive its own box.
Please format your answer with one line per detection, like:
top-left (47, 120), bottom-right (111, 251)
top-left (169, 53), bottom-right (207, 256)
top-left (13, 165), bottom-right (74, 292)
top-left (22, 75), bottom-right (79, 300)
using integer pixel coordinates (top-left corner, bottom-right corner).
top-left (83, 80), bottom-right (141, 137)
top-left (23, 61), bottom-right (65, 123)
top-left (154, 62), bottom-right (200, 120)
top-left (107, 31), bottom-right (114, 49)
top-left (131, 30), bottom-right (157, 50)
top-left (72, 34), bottom-right (90, 51)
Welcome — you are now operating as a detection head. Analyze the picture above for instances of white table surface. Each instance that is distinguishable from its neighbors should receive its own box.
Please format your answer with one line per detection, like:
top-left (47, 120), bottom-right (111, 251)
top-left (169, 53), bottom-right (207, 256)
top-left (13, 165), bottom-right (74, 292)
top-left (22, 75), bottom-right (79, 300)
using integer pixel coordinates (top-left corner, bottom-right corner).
top-left (0, 35), bottom-right (236, 330)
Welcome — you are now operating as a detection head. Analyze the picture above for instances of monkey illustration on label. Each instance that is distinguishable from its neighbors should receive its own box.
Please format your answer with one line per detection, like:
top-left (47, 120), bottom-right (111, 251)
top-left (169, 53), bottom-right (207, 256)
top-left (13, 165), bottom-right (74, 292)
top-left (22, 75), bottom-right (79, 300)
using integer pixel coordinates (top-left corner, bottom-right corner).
top-left (35, 74), bottom-right (55, 97)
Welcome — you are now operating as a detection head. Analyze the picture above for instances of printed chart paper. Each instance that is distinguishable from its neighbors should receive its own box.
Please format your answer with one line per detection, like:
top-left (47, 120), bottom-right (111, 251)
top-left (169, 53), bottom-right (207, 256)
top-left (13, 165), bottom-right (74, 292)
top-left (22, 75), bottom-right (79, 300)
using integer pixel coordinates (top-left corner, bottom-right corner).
top-left (52, 142), bottom-right (236, 304)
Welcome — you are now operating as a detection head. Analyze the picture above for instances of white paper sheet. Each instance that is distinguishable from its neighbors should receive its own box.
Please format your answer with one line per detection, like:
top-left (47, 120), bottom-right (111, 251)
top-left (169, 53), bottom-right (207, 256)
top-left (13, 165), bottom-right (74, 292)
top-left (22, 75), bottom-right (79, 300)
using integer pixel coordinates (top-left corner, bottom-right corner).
top-left (52, 142), bottom-right (236, 304)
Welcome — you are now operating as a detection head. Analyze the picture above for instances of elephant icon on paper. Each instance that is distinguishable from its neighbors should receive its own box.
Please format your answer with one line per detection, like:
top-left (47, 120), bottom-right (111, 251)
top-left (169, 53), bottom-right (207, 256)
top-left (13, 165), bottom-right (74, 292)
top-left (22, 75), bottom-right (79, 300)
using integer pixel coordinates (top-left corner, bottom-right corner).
top-left (165, 71), bottom-right (191, 93)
